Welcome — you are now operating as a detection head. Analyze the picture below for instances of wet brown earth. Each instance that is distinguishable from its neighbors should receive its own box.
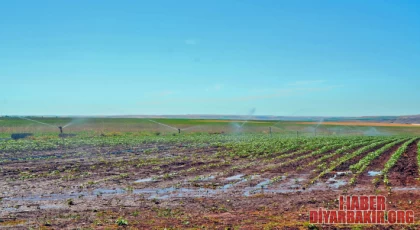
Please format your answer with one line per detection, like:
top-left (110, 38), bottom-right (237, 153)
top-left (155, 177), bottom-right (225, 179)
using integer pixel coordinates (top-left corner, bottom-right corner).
top-left (1, 141), bottom-right (420, 229)
top-left (388, 142), bottom-right (420, 186)
top-left (356, 143), bottom-right (405, 186)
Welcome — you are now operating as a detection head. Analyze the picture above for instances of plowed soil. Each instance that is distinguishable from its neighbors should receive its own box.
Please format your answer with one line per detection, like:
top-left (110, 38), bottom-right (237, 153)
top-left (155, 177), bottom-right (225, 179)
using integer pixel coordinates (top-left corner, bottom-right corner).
top-left (1, 141), bottom-right (420, 229)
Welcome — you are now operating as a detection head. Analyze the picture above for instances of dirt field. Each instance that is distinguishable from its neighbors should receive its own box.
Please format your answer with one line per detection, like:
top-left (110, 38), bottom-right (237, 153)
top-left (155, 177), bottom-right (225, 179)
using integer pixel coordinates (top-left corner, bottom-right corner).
top-left (1, 135), bottom-right (420, 229)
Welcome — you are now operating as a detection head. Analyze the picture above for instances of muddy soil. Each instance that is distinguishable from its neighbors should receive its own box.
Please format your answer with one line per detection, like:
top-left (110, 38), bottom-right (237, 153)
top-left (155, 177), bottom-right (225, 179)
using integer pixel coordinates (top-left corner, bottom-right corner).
top-left (388, 141), bottom-right (419, 186)
top-left (1, 142), bottom-right (420, 229)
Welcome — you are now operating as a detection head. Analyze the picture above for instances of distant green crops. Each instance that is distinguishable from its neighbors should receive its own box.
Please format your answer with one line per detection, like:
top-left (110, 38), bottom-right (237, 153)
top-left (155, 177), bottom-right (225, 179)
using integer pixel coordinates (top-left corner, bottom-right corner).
top-left (0, 131), bottom-right (403, 154)
top-left (2, 117), bottom-right (420, 136)
top-left (1, 129), bottom-right (417, 192)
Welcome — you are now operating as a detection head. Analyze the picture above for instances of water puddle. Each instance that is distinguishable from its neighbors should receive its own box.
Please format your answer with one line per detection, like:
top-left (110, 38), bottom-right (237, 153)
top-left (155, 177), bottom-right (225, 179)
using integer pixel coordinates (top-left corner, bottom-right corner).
top-left (326, 174), bottom-right (347, 189)
top-left (219, 174), bottom-right (251, 192)
top-left (336, 171), bottom-right (352, 176)
top-left (243, 176), bottom-right (288, 196)
top-left (7, 193), bottom-right (84, 201)
top-left (200, 175), bottom-right (215, 181)
top-left (327, 180), bottom-right (347, 189)
top-left (368, 171), bottom-right (381, 176)
top-left (243, 179), bottom-right (270, 196)
top-left (190, 175), bottom-right (215, 182)
top-left (134, 178), bottom-right (154, 183)
top-left (135, 187), bottom-right (217, 199)
top-left (1, 207), bottom-right (19, 212)
top-left (225, 174), bottom-right (244, 181)
top-left (392, 187), bottom-right (420, 191)
top-left (93, 188), bottom-right (125, 195)
top-left (255, 179), bottom-right (270, 188)
top-left (2, 173), bottom-right (353, 204)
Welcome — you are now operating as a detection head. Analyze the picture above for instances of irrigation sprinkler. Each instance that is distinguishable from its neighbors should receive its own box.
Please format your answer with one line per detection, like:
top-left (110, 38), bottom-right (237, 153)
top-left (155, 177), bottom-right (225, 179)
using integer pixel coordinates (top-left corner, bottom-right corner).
top-left (269, 127), bottom-right (272, 137)
top-left (56, 125), bottom-right (76, 138)
top-left (148, 119), bottom-right (191, 135)
top-left (13, 116), bottom-right (78, 142)
top-left (57, 126), bottom-right (77, 140)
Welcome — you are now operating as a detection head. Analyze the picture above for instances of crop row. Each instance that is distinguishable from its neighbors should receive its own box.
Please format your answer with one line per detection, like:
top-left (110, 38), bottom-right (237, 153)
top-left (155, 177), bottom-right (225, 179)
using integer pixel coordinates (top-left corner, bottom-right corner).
top-left (348, 139), bottom-right (409, 185)
top-left (381, 138), bottom-right (417, 185)
top-left (262, 138), bottom-right (383, 173)
top-left (308, 139), bottom-right (378, 170)
top-left (309, 138), bottom-right (402, 184)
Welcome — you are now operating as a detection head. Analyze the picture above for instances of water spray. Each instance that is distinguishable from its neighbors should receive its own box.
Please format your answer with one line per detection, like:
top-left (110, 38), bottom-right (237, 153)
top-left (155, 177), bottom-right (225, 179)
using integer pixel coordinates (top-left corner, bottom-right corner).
top-left (239, 108), bottom-right (256, 128)
top-left (148, 119), bottom-right (178, 131)
top-left (314, 118), bottom-right (324, 136)
top-left (16, 116), bottom-right (56, 128)
top-left (13, 116), bottom-right (77, 139)
top-left (148, 119), bottom-right (185, 134)
top-left (230, 108), bottom-right (256, 134)
top-left (181, 125), bottom-right (202, 131)
top-left (11, 116), bottom-right (55, 140)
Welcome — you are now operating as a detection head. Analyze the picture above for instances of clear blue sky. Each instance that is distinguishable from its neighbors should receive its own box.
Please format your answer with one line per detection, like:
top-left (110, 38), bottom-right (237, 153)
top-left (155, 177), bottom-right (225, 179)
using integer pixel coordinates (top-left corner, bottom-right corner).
top-left (1, 0), bottom-right (420, 116)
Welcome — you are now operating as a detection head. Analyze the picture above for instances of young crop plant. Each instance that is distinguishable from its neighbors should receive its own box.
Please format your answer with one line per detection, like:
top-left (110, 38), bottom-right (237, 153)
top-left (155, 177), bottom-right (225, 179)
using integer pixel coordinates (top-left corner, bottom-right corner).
top-left (216, 138), bottom-right (341, 175)
top-left (261, 141), bottom-right (339, 164)
top-left (381, 138), bottom-right (417, 185)
top-left (348, 138), bottom-right (408, 185)
top-left (308, 138), bottom-right (402, 185)
top-left (115, 217), bottom-right (128, 226)
top-left (307, 139), bottom-right (381, 169)
top-left (261, 139), bottom-right (369, 172)
top-left (227, 139), bottom-right (331, 172)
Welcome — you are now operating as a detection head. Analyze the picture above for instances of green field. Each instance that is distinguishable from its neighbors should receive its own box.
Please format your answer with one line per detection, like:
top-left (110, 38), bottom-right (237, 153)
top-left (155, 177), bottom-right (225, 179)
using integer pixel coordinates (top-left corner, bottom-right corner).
top-left (2, 117), bottom-right (420, 228)
top-left (2, 116), bottom-right (420, 137)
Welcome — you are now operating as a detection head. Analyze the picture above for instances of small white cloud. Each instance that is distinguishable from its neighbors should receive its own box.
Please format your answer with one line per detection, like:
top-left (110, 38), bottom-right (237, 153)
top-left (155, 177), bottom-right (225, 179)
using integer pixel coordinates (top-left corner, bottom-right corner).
top-left (184, 39), bottom-right (198, 45)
